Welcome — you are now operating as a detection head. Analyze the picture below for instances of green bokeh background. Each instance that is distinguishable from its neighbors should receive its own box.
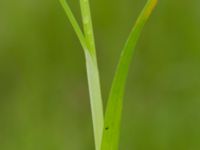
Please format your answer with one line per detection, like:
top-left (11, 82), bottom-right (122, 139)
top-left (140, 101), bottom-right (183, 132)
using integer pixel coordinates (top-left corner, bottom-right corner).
top-left (1, 0), bottom-right (200, 149)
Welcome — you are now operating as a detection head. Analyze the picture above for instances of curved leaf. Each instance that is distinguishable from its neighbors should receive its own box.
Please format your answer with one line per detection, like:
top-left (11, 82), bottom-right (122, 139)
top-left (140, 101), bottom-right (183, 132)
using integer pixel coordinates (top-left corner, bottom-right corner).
top-left (101, 0), bottom-right (158, 149)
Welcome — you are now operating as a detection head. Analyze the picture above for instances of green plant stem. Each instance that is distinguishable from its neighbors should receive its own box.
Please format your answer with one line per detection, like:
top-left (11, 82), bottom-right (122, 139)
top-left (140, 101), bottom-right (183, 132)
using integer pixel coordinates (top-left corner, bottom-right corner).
top-left (101, 0), bottom-right (158, 150)
top-left (59, 1), bottom-right (104, 149)
top-left (84, 50), bottom-right (104, 150)
top-left (80, 0), bottom-right (104, 150)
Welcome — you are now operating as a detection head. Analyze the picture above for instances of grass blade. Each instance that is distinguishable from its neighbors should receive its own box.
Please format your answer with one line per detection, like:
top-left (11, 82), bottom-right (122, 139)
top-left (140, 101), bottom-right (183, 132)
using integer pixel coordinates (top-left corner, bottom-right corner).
top-left (80, 1), bottom-right (104, 150)
top-left (101, 0), bottom-right (158, 149)
top-left (59, 0), bottom-right (87, 50)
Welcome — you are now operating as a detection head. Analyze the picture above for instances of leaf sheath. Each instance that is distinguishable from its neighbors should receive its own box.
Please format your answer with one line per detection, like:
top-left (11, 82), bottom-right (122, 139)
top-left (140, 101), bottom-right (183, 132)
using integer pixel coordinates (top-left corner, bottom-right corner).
top-left (59, 1), bottom-right (104, 150)
top-left (80, 0), bottom-right (104, 149)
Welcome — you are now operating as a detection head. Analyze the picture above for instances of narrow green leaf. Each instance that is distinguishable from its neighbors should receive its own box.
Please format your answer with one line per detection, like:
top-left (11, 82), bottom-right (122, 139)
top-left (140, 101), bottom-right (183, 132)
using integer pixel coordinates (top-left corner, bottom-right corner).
top-left (80, 1), bottom-right (104, 150)
top-left (101, 0), bottom-right (158, 150)
top-left (59, 0), bottom-right (87, 50)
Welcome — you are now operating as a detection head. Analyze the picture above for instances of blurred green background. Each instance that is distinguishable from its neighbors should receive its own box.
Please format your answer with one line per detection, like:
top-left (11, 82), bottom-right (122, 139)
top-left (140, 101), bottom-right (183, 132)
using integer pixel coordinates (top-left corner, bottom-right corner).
top-left (1, 0), bottom-right (200, 149)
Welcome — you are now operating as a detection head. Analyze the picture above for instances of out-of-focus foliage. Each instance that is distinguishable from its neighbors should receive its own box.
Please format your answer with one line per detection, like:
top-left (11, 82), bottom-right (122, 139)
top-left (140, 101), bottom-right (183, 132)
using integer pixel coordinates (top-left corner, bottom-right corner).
top-left (0, 0), bottom-right (200, 150)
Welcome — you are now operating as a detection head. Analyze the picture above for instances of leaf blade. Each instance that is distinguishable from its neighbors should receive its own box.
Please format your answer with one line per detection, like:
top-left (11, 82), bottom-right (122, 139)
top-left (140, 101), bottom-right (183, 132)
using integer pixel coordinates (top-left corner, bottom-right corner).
top-left (59, 0), bottom-right (87, 50)
top-left (101, 0), bottom-right (158, 149)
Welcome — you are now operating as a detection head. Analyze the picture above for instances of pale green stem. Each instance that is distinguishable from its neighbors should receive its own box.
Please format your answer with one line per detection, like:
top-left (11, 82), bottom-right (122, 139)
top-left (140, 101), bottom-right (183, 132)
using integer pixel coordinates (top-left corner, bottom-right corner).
top-left (59, 1), bottom-right (104, 149)
top-left (80, 0), bottom-right (104, 150)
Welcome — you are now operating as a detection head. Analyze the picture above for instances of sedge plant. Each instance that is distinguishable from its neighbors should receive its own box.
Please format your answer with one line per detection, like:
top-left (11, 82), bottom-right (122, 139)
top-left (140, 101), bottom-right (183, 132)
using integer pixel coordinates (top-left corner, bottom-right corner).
top-left (59, 0), bottom-right (158, 150)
